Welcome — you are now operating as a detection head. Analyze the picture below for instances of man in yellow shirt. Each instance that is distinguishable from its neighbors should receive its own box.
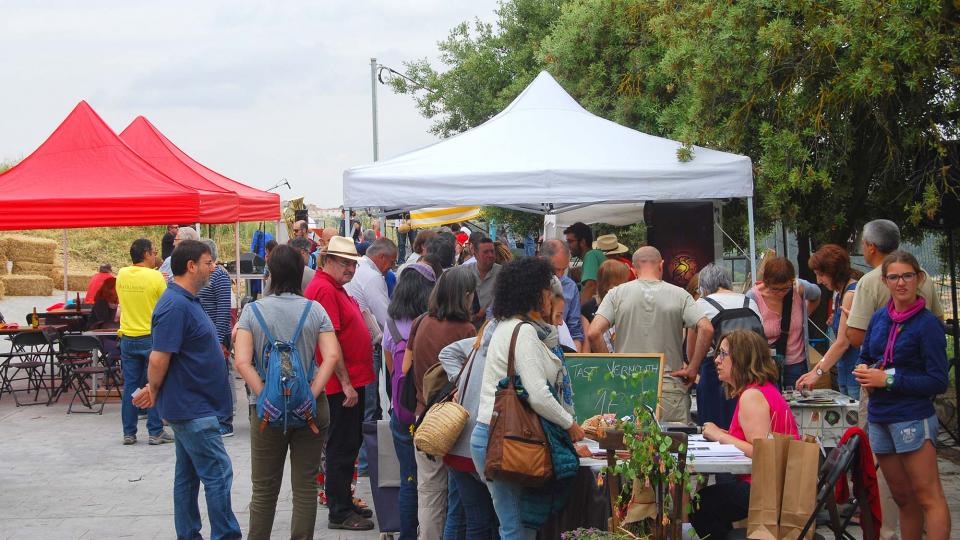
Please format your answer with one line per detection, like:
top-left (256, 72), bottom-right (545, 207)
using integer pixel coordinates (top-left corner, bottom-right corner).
top-left (116, 238), bottom-right (172, 445)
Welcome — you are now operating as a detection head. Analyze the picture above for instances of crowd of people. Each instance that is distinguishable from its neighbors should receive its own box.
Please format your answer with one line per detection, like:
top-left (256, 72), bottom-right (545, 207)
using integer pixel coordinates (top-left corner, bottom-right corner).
top-left (109, 216), bottom-right (950, 540)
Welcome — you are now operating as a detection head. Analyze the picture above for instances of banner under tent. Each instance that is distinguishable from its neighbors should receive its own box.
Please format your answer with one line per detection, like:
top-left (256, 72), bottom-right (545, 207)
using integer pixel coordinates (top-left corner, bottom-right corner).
top-left (409, 206), bottom-right (481, 229)
top-left (342, 71), bottom-right (758, 278)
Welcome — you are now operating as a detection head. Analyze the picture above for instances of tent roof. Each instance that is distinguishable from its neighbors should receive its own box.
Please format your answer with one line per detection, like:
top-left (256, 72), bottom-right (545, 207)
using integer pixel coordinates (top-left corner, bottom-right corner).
top-left (120, 117), bottom-right (240, 224)
top-left (125, 118), bottom-right (280, 222)
top-left (0, 101), bottom-right (200, 230)
top-left (343, 71), bottom-right (753, 211)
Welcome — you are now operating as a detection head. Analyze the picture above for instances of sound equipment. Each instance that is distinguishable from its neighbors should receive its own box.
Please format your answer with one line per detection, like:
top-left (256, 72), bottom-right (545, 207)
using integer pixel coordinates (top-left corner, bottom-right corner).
top-left (644, 201), bottom-right (716, 288)
top-left (225, 253), bottom-right (265, 275)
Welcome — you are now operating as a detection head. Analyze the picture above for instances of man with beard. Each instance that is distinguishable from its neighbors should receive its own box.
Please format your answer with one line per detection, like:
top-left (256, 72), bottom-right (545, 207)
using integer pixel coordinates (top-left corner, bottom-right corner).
top-left (133, 240), bottom-right (240, 539)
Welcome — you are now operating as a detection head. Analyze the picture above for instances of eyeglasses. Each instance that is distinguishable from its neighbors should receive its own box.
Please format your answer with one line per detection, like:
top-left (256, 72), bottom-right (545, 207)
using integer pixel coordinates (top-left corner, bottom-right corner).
top-left (199, 259), bottom-right (215, 268)
top-left (884, 272), bottom-right (917, 283)
top-left (768, 281), bottom-right (793, 293)
top-left (330, 257), bottom-right (358, 269)
top-left (716, 348), bottom-right (731, 361)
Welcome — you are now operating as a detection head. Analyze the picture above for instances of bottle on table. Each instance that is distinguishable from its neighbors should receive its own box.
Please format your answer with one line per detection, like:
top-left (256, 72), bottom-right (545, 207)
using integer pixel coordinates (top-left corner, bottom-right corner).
top-left (31, 307), bottom-right (39, 328)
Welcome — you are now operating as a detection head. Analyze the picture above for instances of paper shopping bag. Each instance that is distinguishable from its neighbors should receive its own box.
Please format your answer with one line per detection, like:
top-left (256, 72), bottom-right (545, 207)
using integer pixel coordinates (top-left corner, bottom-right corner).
top-left (747, 433), bottom-right (791, 539)
top-left (778, 437), bottom-right (820, 540)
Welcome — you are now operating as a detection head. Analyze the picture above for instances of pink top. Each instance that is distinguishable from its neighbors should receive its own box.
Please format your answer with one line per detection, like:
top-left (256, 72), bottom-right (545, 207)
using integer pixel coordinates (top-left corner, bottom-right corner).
top-left (729, 382), bottom-right (800, 482)
top-left (752, 285), bottom-right (805, 365)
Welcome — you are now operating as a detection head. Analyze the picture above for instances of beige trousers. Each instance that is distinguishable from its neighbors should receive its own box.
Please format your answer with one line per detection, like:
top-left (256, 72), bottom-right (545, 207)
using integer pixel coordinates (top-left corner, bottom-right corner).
top-left (415, 448), bottom-right (448, 540)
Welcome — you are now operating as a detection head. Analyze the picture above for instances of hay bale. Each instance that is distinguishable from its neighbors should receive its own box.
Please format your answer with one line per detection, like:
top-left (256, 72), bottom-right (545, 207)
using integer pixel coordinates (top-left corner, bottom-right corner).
top-left (0, 277), bottom-right (5, 298)
top-left (0, 253), bottom-right (7, 275)
top-left (0, 274), bottom-right (54, 296)
top-left (13, 261), bottom-right (55, 276)
top-left (0, 234), bottom-right (57, 264)
top-left (50, 268), bottom-right (95, 292)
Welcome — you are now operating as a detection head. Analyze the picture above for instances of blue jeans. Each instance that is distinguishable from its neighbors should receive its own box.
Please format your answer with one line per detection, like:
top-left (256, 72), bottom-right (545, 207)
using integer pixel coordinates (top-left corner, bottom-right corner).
top-left (167, 416), bottom-right (241, 540)
top-left (470, 423), bottom-right (536, 540)
top-left (836, 352), bottom-right (860, 400)
top-left (449, 468), bottom-right (497, 539)
top-left (779, 360), bottom-right (806, 390)
top-left (218, 361), bottom-right (234, 432)
top-left (120, 336), bottom-right (163, 437)
top-left (444, 473), bottom-right (465, 540)
top-left (391, 413), bottom-right (419, 539)
top-left (359, 346), bottom-right (383, 473)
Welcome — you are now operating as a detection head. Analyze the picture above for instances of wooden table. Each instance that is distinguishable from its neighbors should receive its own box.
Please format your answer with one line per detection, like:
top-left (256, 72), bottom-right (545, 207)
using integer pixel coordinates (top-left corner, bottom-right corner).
top-left (0, 324), bottom-right (68, 336)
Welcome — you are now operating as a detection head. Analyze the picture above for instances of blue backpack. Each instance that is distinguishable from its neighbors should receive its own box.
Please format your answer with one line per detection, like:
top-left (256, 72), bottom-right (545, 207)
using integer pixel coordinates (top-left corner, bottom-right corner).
top-left (250, 302), bottom-right (320, 434)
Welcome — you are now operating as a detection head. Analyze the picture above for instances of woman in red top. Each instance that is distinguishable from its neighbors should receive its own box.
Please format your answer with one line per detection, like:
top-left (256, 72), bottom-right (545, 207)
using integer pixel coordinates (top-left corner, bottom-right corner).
top-left (691, 330), bottom-right (800, 540)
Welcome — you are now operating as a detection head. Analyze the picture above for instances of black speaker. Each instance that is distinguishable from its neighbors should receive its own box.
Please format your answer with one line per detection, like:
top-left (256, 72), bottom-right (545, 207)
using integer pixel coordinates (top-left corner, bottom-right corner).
top-left (644, 201), bottom-right (715, 288)
top-left (225, 253), bottom-right (265, 274)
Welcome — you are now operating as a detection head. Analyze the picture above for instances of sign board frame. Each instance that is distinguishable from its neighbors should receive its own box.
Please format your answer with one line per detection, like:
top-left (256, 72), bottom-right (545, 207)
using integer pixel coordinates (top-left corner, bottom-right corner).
top-left (564, 352), bottom-right (666, 421)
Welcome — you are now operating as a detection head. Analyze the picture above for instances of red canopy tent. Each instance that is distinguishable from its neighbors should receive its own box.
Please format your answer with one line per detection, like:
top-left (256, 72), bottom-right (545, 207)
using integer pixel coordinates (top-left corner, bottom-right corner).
top-left (0, 101), bottom-right (200, 230)
top-left (120, 117), bottom-right (240, 224)
top-left (121, 116), bottom-right (280, 222)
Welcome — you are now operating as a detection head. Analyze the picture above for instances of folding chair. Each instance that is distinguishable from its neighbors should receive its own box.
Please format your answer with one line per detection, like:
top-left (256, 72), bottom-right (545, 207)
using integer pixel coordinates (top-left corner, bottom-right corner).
top-left (61, 335), bottom-right (119, 414)
top-left (798, 432), bottom-right (877, 540)
top-left (51, 334), bottom-right (98, 402)
top-left (0, 331), bottom-right (54, 406)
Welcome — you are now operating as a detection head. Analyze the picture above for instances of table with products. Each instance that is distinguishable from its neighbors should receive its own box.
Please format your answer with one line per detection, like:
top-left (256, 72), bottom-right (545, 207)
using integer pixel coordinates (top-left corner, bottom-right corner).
top-left (787, 389), bottom-right (859, 447)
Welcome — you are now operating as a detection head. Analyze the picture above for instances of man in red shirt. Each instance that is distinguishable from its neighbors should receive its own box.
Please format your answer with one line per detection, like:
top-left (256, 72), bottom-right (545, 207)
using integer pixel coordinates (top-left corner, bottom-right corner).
top-left (304, 236), bottom-right (375, 531)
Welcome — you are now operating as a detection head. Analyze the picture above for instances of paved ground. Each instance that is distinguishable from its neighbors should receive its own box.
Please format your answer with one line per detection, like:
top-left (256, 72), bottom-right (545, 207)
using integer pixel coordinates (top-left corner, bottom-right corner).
top-left (2, 295), bottom-right (960, 539)
top-left (0, 295), bottom-right (381, 539)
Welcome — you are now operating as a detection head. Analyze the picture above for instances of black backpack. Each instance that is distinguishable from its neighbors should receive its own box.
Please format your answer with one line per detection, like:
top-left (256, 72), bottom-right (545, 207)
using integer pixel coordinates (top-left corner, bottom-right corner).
top-left (703, 296), bottom-right (766, 349)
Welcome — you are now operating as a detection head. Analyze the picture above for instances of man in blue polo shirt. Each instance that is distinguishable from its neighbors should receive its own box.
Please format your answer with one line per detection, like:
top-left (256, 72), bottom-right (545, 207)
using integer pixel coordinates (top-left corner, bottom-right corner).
top-left (133, 240), bottom-right (241, 540)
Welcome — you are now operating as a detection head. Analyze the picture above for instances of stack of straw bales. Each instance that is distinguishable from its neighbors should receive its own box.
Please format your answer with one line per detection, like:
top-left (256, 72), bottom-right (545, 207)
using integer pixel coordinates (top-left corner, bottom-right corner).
top-left (0, 235), bottom-right (58, 296)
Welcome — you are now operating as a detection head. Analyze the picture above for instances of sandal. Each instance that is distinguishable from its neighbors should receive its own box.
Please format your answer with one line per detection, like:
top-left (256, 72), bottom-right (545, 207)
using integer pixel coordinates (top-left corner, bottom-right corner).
top-left (328, 512), bottom-right (374, 531)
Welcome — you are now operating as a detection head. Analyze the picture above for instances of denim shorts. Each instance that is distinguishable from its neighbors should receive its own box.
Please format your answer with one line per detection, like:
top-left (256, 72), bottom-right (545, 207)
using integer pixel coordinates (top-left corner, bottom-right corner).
top-left (868, 414), bottom-right (938, 455)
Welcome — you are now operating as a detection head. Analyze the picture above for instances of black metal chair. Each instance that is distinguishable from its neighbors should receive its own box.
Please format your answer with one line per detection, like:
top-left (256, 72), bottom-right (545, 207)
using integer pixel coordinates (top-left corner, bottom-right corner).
top-left (0, 331), bottom-right (54, 406)
top-left (51, 334), bottom-right (98, 402)
top-left (798, 432), bottom-right (877, 540)
top-left (60, 335), bottom-right (120, 414)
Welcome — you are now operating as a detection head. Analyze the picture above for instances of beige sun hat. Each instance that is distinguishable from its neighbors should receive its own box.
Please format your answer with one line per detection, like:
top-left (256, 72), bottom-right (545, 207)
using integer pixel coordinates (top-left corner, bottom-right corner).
top-left (593, 234), bottom-right (629, 255)
top-left (324, 236), bottom-right (362, 262)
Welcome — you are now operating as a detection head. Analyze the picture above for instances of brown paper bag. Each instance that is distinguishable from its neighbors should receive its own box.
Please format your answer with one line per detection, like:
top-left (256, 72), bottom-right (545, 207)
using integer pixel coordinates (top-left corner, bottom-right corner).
top-left (747, 433), bottom-right (791, 539)
top-left (778, 438), bottom-right (820, 540)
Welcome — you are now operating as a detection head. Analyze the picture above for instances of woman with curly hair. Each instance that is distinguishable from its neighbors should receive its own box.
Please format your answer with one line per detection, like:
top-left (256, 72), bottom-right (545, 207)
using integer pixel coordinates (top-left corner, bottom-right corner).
top-left (470, 257), bottom-right (585, 539)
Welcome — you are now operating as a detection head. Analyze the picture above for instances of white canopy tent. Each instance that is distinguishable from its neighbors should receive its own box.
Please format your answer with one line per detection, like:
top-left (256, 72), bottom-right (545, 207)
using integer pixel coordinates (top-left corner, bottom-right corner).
top-left (343, 71), bottom-right (758, 277)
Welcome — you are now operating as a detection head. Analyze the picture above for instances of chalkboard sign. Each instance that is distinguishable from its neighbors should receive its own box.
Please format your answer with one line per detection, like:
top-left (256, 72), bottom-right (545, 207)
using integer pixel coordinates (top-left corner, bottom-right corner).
top-left (564, 353), bottom-right (665, 422)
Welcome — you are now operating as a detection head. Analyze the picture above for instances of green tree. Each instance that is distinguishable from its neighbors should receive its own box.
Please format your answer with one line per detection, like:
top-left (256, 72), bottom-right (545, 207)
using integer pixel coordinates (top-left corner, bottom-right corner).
top-left (394, 0), bottom-right (959, 272)
top-left (543, 0), bottom-right (958, 258)
top-left (388, 0), bottom-right (564, 137)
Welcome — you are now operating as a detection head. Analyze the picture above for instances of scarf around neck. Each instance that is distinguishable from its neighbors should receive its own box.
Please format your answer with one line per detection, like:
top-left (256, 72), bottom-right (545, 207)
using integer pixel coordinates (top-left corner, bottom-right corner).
top-left (881, 296), bottom-right (925, 368)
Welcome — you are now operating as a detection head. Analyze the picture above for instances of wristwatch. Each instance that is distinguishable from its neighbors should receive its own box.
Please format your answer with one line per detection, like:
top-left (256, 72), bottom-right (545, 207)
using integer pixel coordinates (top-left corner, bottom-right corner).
top-left (815, 365), bottom-right (824, 377)
top-left (885, 375), bottom-right (895, 388)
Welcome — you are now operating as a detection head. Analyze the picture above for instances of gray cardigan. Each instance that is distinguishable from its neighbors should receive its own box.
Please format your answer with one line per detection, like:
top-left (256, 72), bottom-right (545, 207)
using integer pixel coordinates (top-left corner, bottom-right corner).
top-left (438, 320), bottom-right (497, 461)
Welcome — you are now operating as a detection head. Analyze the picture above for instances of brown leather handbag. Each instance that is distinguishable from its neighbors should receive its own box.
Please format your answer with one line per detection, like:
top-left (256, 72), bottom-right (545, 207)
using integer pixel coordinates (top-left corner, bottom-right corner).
top-left (484, 323), bottom-right (553, 487)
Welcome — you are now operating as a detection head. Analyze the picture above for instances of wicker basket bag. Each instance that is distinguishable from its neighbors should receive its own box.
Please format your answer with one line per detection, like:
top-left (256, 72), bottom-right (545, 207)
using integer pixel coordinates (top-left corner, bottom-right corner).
top-left (414, 400), bottom-right (469, 456)
top-left (413, 328), bottom-right (485, 457)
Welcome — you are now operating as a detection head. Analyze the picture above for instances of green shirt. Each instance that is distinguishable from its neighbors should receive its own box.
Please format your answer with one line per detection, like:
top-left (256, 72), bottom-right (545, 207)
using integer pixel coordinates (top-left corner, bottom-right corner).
top-left (579, 249), bottom-right (607, 284)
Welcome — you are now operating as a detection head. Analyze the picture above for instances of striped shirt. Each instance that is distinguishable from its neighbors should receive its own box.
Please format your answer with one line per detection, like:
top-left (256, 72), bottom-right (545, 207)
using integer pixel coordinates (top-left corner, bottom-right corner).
top-left (198, 265), bottom-right (232, 347)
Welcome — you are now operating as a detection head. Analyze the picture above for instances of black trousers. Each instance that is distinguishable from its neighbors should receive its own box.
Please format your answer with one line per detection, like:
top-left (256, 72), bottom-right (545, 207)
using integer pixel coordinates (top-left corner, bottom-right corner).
top-left (325, 386), bottom-right (366, 523)
top-left (689, 478), bottom-right (750, 540)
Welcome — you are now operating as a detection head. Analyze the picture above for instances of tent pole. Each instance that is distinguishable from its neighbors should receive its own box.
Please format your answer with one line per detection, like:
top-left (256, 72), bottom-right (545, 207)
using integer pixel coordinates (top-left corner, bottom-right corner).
top-left (747, 196), bottom-right (757, 284)
top-left (62, 229), bottom-right (68, 303)
top-left (235, 222), bottom-right (241, 306)
top-left (344, 208), bottom-right (351, 238)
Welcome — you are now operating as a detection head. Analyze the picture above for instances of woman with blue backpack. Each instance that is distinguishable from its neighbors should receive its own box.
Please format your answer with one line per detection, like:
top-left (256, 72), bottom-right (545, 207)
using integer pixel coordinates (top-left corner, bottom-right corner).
top-left (382, 263), bottom-right (437, 539)
top-left (233, 244), bottom-right (345, 540)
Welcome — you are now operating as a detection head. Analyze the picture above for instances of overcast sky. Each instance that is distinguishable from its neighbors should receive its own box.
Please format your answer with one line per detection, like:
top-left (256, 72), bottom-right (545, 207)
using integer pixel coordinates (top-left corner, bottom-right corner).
top-left (0, 1), bottom-right (499, 208)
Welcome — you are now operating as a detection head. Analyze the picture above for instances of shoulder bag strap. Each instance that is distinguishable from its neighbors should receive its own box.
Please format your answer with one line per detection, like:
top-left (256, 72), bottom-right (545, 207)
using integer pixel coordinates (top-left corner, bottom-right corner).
top-left (290, 301), bottom-right (313, 344)
top-left (506, 322), bottom-right (525, 390)
top-left (703, 296), bottom-right (724, 313)
top-left (743, 296), bottom-right (751, 309)
top-left (775, 289), bottom-right (793, 357)
top-left (249, 303), bottom-right (276, 344)
top-left (386, 318), bottom-right (403, 344)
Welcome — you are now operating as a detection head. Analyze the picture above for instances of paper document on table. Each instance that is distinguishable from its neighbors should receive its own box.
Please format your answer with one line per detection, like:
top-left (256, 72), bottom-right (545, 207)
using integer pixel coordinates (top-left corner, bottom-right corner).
top-left (686, 435), bottom-right (746, 459)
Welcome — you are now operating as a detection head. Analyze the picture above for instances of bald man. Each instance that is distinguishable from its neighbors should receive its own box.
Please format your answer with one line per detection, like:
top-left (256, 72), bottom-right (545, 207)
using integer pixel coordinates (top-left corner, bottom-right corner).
top-left (587, 246), bottom-right (713, 423)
